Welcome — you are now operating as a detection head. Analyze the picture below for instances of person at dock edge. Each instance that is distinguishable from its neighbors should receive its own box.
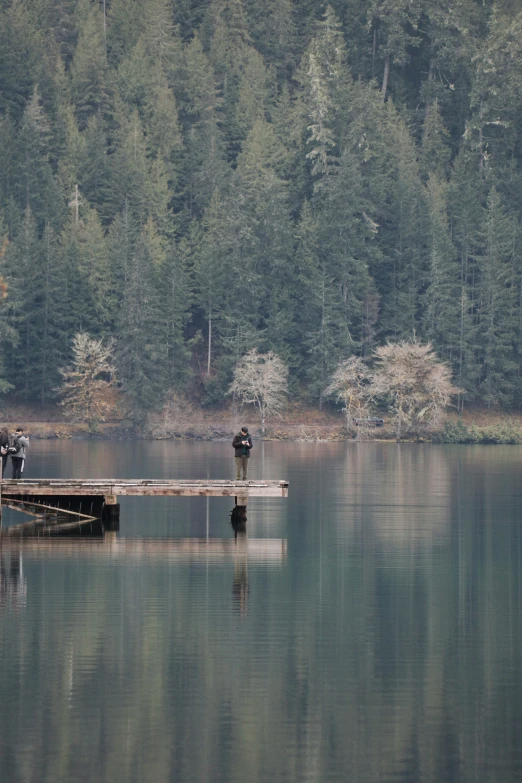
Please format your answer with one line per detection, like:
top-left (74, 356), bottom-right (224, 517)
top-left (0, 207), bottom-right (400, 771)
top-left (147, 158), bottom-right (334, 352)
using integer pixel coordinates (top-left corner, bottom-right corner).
top-left (11, 427), bottom-right (29, 480)
top-left (0, 426), bottom-right (9, 478)
top-left (232, 427), bottom-right (253, 481)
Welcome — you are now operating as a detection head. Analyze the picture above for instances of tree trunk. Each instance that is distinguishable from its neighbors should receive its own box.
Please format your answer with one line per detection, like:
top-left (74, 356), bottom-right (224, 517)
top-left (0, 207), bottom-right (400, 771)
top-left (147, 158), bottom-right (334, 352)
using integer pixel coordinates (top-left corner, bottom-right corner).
top-left (261, 404), bottom-right (265, 438)
top-left (207, 307), bottom-right (212, 375)
top-left (372, 28), bottom-right (377, 80)
top-left (381, 54), bottom-right (390, 101)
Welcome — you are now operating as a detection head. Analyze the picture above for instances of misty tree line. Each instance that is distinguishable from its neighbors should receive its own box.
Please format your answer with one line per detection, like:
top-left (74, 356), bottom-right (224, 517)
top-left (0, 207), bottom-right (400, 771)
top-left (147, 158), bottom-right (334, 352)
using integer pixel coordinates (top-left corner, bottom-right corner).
top-left (1, 0), bottom-right (522, 417)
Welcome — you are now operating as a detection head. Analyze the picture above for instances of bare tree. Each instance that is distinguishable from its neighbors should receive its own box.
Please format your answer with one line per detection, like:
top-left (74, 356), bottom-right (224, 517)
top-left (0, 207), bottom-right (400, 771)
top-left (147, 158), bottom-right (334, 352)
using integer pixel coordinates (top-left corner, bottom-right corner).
top-left (325, 357), bottom-right (372, 438)
top-left (370, 339), bottom-right (461, 441)
top-left (59, 332), bottom-right (118, 431)
top-left (229, 349), bottom-right (288, 436)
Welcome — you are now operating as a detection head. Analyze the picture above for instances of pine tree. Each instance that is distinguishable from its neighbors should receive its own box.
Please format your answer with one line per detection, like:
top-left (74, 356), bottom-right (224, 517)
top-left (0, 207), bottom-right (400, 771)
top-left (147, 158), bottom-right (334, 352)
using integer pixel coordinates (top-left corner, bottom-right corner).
top-left (37, 223), bottom-right (67, 402)
top-left (468, 8), bottom-right (522, 176)
top-left (235, 118), bottom-right (296, 364)
top-left (206, 0), bottom-right (252, 161)
top-left (105, 110), bottom-right (151, 225)
top-left (420, 100), bottom-right (451, 182)
top-left (244, 0), bottom-right (298, 80)
top-left (76, 206), bottom-right (115, 336)
top-left (77, 114), bottom-right (111, 216)
top-left (314, 145), bottom-right (377, 359)
top-left (294, 200), bottom-right (340, 404)
top-left (0, 113), bottom-right (17, 215)
top-left (162, 237), bottom-right (193, 391)
top-left (3, 208), bottom-right (45, 398)
top-left (304, 51), bottom-right (338, 181)
top-left (377, 111), bottom-right (426, 341)
top-left (107, 203), bottom-right (138, 291)
top-left (57, 104), bottom-right (86, 199)
top-left (145, 80), bottom-right (183, 170)
top-left (235, 48), bottom-right (272, 139)
top-left (14, 86), bottom-right (63, 231)
top-left (116, 37), bottom-right (159, 110)
top-left (48, 0), bottom-right (80, 66)
top-left (447, 148), bottom-right (485, 403)
top-left (70, 5), bottom-right (111, 129)
top-left (179, 34), bottom-right (229, 219)
top-left (475, 189), bottom-right (519, 407)
top-left (367, 0), bottom-right (422, 101)
top-left (106, 0), bottom-right (142, 67)
top-left (141, 0), bottom-right (182, 83)
top-left (0, 223), bottom-right (16, 396)
top-left (193, 189), bottom-right (233, 377)
top-left (116, 224), bottom-right (170, 423)
top-left (57, 216), bottom-right (93, 344)
top-left (422, 175), bottom-right (461, 365)
top-left (0, 2), bottom-right (42, 119)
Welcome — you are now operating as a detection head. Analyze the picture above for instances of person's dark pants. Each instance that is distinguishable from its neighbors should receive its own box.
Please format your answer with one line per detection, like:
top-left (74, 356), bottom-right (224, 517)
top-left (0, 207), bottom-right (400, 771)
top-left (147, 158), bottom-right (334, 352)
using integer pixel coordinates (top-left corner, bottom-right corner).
top-left (11, 457), bottom-right (24, 479)
top-left (235, 456), bottom-right (249, 480)
top-left (1, 453), bottom-right (7, 479)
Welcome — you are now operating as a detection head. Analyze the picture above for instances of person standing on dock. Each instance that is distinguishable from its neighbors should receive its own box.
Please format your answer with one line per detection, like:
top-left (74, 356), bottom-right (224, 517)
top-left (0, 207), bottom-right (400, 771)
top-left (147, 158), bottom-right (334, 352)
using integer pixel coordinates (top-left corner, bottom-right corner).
top-left (0, 426), bottom-right (9, 478)
top-left (9, 427), bottom-right (29, 479)
top-left (233, 427), bottom-right (253, 481)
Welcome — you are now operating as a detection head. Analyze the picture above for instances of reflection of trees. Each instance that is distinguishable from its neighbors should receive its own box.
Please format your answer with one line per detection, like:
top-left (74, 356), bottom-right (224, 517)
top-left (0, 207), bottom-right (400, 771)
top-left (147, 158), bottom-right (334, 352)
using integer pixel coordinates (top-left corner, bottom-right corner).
top-left (1, 444), bottom-right (522, 782)
top-left (334, 443), bottom-right (451, 548)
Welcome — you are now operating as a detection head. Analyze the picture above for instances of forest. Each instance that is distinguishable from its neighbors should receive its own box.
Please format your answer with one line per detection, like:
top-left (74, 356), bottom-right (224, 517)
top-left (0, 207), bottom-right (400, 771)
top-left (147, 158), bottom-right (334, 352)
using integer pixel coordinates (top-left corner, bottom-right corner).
top-left (1, 0), bottom-right (522, 420)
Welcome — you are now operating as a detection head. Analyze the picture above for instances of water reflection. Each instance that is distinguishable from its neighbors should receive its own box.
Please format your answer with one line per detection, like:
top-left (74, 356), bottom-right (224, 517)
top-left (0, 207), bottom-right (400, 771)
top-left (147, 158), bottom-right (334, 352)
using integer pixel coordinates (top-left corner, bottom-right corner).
top-left (232, 533), bottom-right (249, 617)
top-left (0, 548), bottom-right (26, 611)
top-left (0, 536), bottom-right (288, 563)
top-left (1, 442), bottom-right (522, 783)
top-left (334, 444), bottom-right (451, 548)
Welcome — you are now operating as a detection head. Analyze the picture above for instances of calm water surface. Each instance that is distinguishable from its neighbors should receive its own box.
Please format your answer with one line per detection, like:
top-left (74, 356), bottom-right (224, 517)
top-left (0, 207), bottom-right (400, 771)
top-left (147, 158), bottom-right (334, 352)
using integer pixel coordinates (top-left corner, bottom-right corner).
top-left (1, 440), bottom-right (522, 783)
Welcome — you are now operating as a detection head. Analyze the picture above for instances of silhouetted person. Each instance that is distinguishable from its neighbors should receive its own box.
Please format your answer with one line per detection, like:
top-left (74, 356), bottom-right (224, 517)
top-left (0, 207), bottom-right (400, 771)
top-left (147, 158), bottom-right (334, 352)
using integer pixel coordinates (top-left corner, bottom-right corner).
top-left (232, 426), bottom-right (252, 481)
top-left (0, 426), bottom-right (8, 478)
top-left (10, 427), bottom-right (29, 479)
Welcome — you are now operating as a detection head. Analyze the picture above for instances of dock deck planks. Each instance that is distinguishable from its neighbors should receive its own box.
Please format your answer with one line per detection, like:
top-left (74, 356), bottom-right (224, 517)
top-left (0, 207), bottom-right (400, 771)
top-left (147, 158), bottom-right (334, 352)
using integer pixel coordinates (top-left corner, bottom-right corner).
top-left (0, 478), bottom-right (289, 498)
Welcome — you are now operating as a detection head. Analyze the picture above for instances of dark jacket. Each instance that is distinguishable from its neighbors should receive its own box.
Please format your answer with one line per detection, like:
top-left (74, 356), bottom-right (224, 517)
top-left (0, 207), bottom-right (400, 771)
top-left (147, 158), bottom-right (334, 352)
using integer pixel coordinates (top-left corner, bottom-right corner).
top-left (232, 432), bottom-right (253, 458)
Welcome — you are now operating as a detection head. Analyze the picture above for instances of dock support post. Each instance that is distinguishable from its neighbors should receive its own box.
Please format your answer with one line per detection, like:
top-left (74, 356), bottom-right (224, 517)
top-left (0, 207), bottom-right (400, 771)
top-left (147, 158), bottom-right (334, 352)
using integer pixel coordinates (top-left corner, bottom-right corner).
top-left (231, 495), bottom-right (248, 536)
top-left (102, 494), bottom-right (120, 532)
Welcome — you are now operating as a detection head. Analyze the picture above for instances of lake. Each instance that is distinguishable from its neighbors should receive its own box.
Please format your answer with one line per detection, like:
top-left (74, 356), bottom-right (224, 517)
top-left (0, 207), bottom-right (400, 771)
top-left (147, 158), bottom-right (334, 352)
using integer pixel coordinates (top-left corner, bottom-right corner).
top-left (1, 439), bottom-right (522, 783)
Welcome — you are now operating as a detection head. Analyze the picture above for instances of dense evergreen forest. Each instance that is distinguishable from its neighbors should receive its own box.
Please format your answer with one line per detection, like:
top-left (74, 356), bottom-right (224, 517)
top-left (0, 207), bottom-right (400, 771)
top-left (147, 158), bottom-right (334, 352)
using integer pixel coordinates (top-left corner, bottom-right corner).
top-left (1, 0), bottom-right (522, 418)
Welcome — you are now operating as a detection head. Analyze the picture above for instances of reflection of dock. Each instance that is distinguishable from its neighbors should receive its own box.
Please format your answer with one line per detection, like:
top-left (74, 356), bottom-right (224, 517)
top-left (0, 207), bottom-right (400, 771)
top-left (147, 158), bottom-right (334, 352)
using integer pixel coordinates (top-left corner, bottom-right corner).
top-left (0, 537), bottom-right (288, 563)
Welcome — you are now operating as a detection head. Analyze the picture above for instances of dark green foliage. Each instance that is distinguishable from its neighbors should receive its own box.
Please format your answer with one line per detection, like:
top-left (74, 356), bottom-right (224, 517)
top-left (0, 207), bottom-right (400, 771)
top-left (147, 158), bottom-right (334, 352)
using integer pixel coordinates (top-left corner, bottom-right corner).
top-left (0, 0), bottom-right (522, 415)
top-left (433, 419), bottom-right (522, 445)
top-left (115, 223), bottom-right (170, 422)
top-left (431, 419), bottom-right (472, 444)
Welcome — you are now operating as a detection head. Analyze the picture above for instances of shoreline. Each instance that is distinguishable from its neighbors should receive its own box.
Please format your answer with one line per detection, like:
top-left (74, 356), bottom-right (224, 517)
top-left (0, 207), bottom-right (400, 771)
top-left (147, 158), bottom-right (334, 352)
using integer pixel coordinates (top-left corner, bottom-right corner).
top-left (2, 404), bottom-right (522, 443)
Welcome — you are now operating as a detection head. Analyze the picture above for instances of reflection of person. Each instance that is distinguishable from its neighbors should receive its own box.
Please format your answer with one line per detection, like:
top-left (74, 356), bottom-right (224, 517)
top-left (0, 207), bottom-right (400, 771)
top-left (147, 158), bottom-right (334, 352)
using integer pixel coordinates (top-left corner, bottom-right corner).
top-left (0, 426), bottom-right (9, 478)
top-left (10, 427), bottom-right (29, 479)
top-left (232, 427), bottom-right (253, 481)
top-left (232, 533), bottom-right (249, 617)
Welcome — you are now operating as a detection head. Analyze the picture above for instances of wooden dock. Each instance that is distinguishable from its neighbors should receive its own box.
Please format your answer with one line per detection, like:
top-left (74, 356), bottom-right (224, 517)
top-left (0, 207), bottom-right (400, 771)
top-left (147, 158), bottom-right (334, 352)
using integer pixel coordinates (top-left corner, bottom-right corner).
top-left (0, 479), bottom-right (288, 499)
top-left (0, 479), bottom-right (289, 537)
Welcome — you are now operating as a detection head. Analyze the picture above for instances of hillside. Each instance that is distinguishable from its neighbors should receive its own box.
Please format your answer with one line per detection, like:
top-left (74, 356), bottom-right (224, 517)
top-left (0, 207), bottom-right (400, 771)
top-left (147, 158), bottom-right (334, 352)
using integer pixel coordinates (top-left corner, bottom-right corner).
top-left (1, 0), bottom-right (522, 418)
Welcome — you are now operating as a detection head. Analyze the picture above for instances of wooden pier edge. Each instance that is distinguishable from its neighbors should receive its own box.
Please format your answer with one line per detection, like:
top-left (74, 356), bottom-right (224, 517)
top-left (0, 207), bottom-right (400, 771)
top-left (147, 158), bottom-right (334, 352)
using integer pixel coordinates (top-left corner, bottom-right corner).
top-left (0, 480), bottom-right (288, 536)
top-left (0, 479), bottom-right (289, 499)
